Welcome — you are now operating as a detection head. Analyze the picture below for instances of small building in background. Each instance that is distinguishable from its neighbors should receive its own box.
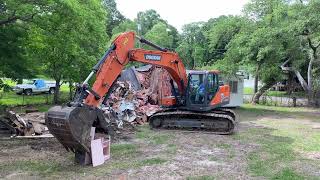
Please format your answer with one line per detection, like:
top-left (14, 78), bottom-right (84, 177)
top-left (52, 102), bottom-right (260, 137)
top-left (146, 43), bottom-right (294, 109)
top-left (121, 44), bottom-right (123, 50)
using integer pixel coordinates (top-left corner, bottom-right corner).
top-left (222, 75), bottom-right (244, 107)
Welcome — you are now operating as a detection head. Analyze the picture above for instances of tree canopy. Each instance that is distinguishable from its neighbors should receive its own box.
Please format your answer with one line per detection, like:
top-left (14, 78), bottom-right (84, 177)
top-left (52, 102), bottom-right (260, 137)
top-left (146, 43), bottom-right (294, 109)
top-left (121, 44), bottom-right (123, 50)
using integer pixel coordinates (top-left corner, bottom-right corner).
top-left (1, 0), bottom-right (320, 105)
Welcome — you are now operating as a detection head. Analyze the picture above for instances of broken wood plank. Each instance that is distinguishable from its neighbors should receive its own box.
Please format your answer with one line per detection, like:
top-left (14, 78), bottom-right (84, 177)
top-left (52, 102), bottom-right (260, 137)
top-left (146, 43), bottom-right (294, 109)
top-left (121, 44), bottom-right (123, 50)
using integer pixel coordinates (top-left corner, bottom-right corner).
top-left (14, 134), bottom-right (54, 138)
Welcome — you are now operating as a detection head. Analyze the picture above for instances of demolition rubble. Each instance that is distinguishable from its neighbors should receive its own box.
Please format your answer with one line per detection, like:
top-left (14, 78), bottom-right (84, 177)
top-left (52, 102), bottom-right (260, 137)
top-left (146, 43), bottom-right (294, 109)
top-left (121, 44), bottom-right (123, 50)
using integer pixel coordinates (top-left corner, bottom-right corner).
top-left (0, 65), bottom-right (172, 138)
top-left (103, 65), bottom-right (172, 128)
top-left (0, 110), bottom-right (51, 138)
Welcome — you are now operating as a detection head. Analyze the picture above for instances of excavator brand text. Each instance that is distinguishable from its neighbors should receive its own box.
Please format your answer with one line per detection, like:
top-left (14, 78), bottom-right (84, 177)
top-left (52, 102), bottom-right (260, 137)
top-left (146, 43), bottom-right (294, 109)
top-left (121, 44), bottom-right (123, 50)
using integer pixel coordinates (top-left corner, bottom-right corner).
top-left (144, 54), bottom-right (161, 61)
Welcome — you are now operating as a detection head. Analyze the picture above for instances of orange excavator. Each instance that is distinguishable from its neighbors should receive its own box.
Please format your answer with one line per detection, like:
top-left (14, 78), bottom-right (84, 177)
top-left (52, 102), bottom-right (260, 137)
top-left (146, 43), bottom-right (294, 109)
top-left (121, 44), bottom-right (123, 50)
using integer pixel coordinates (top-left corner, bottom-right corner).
top-left (45, 31), bottom-right (236, 163)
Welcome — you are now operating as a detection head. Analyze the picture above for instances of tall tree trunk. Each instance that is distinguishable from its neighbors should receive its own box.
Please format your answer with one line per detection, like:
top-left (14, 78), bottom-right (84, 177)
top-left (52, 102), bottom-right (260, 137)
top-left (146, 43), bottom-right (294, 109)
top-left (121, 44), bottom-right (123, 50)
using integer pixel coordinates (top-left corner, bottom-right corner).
top-left (281, 59), bottom-right (311, 102)
top-left (286, 72), bottom-right (294, 95)
top-left (307, 49), bottom-right (316, 106)
top-left (189, 49), bottom-right (195, 69)
top-left (53, 78), bottom-right (61, 104)
top-left (254, 74), bottom-right (259, 94)
top-left (315, 90), bottom-right (320, 108)
top-left (251, 82), bottom-right (275, 104)
top-left (253, 63), bottom-right (261, 94)
top-left (69, 81), bottom-right (73, 101)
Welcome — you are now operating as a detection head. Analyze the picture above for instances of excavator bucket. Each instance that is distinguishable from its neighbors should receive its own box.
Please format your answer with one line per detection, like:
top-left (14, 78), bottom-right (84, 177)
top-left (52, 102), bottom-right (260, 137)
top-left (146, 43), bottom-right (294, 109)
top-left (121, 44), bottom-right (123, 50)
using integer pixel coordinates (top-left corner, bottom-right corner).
top-left (45, 106), bottom-right (98, 153)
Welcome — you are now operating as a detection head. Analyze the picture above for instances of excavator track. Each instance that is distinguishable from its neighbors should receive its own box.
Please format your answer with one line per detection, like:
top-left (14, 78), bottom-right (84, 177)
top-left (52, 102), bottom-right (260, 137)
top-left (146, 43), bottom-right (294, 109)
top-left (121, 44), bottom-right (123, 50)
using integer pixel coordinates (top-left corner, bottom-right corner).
top-left (149, 109), bottom-right (236, 134)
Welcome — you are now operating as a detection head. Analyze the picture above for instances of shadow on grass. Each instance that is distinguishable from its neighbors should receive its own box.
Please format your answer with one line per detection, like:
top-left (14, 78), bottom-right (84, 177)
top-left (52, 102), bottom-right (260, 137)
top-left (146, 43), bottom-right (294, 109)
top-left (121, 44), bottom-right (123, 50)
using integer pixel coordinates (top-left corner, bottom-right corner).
top-left (234, 125), bottom-right (315, 179)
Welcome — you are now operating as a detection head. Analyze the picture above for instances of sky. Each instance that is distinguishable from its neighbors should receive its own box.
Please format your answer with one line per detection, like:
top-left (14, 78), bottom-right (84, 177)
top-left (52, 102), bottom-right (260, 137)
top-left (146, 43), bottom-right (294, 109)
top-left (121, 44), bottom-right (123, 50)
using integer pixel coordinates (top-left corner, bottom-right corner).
top-left (115, 0), bottom-right (249, 31)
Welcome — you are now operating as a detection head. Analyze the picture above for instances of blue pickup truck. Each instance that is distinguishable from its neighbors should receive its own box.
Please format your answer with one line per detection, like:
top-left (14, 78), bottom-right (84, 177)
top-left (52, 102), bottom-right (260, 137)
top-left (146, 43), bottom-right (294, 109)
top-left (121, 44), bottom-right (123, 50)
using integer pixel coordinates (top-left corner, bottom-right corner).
top-left (13, 79), bottom-right (56, 95)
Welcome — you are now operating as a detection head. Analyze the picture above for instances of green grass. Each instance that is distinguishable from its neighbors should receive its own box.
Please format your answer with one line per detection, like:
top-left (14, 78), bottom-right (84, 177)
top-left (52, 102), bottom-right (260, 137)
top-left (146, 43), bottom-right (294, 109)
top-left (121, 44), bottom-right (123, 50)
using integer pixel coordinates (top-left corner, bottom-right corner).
top-left (139, 157), bottom-right (167, 166)
top-left (0, 143), bottom-right (166, 177)
top-left (244, 87), bottom-right (254, 95)
top-left (240, 128), bottom-right (306, 178)
top-left (7, 104), bottom-right (52, 114)
top-left (110, 143), bottom-right (138, 158)
top-left (267, 90), bottom-right (306, 98)
top-left (136, 125), bottom-right (172, 145)
top-left (0, 160), bottom-right (65, 177)
top-left (234, 104), bottom-right (320, 179)
top-left (256, 119), bottom-right (320, 152)
top-left (243, 87), bottom-right (306, 98)
top-left (238, 103), bottom-right (320, 122)
top-left (166, 144), bottom-right (177, 154)
top-left (0, 84), bottom-right (70, 106)
top-left (0, 91), bottom-right (69, 106)
top-left (271, 168), bottom-right (304, 180)
top-left (208, 156), bottom-right (219, 162)
top-left (215, 143), bottom-right (231, 149)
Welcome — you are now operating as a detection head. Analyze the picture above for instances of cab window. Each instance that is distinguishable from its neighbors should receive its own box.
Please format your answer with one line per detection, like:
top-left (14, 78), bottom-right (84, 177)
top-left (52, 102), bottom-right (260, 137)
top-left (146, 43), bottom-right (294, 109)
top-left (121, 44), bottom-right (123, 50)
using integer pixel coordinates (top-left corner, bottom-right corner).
top-left (189, 74), bottom-right (205, 104)
top-left (207, 73), bottom-right (217, 102)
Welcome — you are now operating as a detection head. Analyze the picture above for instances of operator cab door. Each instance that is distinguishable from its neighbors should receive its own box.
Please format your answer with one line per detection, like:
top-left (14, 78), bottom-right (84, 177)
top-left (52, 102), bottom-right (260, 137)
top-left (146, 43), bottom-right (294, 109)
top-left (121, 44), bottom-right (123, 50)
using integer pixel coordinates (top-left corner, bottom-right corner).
top-left (186, 72), bottom-right (219, 111)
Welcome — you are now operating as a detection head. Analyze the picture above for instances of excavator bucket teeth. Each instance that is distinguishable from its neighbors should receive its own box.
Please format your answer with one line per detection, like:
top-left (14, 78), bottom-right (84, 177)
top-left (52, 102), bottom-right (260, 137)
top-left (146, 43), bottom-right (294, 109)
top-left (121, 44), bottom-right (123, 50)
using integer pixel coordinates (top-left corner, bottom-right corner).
top-left (45, 106), bottom-right (97, 153)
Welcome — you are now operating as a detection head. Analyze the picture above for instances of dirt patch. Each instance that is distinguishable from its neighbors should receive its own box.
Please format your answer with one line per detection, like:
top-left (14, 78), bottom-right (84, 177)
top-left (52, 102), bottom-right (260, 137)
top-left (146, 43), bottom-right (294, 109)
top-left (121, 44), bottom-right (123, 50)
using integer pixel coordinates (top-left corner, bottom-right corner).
top-left (0, 138), bottom-right (65, 164)
top-left (305, 152), bottom-right (320, 160)
top-left (119, 128), bottom-right (261, 180)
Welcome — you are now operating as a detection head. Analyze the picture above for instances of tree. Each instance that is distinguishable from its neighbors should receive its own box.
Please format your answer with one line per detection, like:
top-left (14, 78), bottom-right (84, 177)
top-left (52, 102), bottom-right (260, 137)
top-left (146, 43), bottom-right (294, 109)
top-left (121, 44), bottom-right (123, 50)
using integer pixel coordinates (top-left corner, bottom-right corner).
top-left (167, 24), bottom-right (180, 49)
top-left (176, 22), bottom-right (206, 69)
top-left (136, 9), bottom-right (163, 36)
top-left (0, 22), bottom-right (34, 80)
top-left (281, 0), bottom-right (320, 106)
top-left (102, 0), bottom-right (125, 36)
top-left (111, 19), bottom-right (137, 35)
top-left (209, 0), bottom-right (294, 104)
top-left (0, 0), bottom-right (52, 26)
top-left (27, 0), bottom-right (108, 103)
top-left (145, 22), bottom-right (174, 49)
top-left (0, 0), bottom-right (53, 80)
top-left (135, 9), bottom-right (179, 49)
top-left (207, 16), bottom-right (248, 61)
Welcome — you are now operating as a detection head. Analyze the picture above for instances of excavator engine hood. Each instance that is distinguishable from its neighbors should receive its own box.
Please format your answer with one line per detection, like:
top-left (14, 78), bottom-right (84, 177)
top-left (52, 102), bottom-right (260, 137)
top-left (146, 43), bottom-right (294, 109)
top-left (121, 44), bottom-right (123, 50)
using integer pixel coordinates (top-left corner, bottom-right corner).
top-left (45, 106), bottom-right (98, 153)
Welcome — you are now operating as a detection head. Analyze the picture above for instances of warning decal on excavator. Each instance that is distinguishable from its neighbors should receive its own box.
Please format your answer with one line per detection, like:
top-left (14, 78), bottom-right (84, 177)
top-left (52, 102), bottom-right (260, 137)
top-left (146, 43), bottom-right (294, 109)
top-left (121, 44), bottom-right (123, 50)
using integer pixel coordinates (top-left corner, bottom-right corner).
top-left (123, 37), bottom-right (129, 45)
top-left (144, 54), bottom-right (161, 61)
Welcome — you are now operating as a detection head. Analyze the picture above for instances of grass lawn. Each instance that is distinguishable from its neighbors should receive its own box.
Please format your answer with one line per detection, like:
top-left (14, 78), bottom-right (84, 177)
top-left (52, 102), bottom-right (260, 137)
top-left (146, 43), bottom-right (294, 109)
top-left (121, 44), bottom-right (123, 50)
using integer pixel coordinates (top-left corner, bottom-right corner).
top-left (244, 87), bottom-right (306, 98)
top-left (0, 84), bottom-right (70, 106)
top-left (234, 104), bottom-right (320, 179)
top-left (0, 104), bottom-right (319, 179)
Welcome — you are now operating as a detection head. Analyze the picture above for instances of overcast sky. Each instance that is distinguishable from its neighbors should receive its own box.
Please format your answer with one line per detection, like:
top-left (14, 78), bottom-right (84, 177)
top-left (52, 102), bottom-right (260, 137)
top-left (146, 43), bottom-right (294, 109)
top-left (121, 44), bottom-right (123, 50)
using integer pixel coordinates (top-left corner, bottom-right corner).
top-left (115, 0), bottom-right (249, 31)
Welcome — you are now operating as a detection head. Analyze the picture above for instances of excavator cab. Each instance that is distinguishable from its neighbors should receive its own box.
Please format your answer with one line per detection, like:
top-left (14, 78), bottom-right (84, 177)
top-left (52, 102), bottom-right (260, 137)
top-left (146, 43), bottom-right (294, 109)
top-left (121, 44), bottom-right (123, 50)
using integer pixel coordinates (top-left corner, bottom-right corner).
top-left (185, 71), bottom-right (229, 111)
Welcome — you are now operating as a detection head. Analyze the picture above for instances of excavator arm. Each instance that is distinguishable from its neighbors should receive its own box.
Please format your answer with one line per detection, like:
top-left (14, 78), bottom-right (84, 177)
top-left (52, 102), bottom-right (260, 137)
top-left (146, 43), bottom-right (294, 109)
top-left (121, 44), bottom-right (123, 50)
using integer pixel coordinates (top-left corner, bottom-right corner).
top-left (84, 31), bottom-right (187, 107)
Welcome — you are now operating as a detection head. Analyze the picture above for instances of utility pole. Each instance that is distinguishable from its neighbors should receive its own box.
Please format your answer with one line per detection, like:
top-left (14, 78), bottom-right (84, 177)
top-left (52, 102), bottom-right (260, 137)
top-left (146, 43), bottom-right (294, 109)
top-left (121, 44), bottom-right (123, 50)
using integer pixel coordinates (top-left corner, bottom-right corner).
top-left (137, 16), bottom-right (142, 48)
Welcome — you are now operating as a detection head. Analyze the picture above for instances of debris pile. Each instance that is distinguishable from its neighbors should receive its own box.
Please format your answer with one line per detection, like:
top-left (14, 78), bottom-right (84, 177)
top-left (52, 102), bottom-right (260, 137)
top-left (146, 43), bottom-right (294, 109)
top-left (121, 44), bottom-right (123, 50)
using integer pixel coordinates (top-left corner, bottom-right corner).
top-left (0, 110), bottom-right (51, 137)
top-left (102, 65), bottom-right (173, 128)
